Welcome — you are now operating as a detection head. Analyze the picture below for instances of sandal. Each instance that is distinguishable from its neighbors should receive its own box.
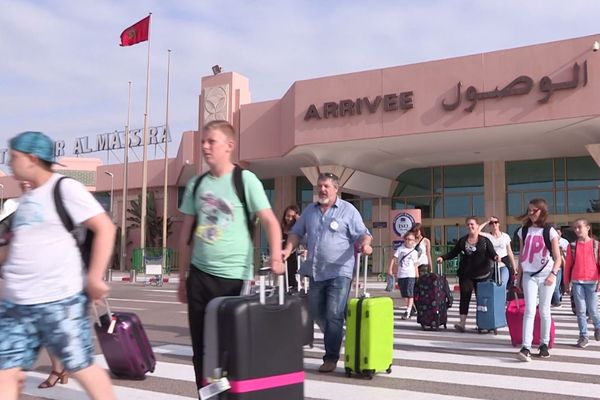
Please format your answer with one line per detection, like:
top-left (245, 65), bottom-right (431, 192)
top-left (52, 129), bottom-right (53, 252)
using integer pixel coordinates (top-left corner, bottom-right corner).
top-left (454, 323), bottom-right (466, 333)
top-left (38, 370), bottom-right (68, 389)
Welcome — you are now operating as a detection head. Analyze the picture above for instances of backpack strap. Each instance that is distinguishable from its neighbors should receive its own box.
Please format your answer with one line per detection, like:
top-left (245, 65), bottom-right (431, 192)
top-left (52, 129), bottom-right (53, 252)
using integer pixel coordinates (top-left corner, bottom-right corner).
top-left (542, 224), bottom-right (552, 256)
top-left (569, 241), bottom-right (577, 265)
top-left (233, 165), bottom-right (256, 239)
top-left (187, 172), bottom-right (208, 245)
top-left (187, 165), bottom-right (255, 245)
top-left (54, 176), bottom-right (75, 234)
top-left (521, 226), bottom-right (529, 245)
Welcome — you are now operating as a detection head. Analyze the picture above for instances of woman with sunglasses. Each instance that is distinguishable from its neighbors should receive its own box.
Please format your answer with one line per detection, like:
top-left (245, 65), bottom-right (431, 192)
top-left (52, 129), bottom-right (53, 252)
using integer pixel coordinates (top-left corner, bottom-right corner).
top-left (479, 217), bottom-right (517, 290)
top-left (515, 198), bottom-right (562, 361)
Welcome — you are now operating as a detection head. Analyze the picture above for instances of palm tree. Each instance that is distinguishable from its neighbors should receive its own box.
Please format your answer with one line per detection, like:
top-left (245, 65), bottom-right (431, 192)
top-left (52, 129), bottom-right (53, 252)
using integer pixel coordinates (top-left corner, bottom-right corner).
top-left (127, 191), bottom-right (174, 248)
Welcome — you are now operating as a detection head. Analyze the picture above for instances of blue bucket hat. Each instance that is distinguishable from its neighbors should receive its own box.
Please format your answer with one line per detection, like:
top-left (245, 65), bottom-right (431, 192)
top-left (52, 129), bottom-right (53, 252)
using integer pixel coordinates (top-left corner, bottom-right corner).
top-left (9, 131), bottom-right (60, 164)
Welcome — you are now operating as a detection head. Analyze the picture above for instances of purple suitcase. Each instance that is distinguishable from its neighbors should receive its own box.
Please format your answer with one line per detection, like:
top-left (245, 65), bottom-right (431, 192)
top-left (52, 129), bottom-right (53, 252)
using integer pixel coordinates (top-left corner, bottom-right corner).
top-left (94, 302), bottom-right (156, 380)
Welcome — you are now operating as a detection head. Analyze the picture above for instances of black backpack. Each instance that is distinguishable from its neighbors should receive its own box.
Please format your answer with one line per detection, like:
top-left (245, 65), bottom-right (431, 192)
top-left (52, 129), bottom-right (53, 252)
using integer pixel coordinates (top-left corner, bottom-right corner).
top-left (187, 165), bottom-right (257, 244)
top-left (54, 176), bottom-right (94, 269)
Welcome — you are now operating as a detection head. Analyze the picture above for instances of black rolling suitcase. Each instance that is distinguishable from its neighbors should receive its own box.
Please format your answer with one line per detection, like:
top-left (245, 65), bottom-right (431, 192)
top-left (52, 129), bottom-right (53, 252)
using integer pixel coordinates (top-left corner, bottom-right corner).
top-left (202, 270), bottom-right (304, 400)
top-left (285, 256), bottom-right (314, 347)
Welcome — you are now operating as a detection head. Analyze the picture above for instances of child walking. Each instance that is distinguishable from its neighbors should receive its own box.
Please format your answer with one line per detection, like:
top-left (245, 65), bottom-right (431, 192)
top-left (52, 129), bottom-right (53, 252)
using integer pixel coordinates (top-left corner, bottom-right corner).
top-left (388, 231), bottom-right (420, 320)
top-left (563, 218), bottom-right (600, 348)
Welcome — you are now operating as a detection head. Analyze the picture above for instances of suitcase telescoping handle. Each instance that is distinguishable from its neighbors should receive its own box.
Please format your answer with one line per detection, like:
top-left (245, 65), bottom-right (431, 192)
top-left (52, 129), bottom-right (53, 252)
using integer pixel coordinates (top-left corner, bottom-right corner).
top-left (354, 253), bottom-right (370, 298)
top-left (91, 298), bottom-right (113, 328)
top-left (259, 267), bottom-right (284, 305)
top-left (493, 260), bottom-right (501, 286)
top-left (295, 254), bottom-right (309, 294)
top-left (436, 260), bottom-right (443, 275)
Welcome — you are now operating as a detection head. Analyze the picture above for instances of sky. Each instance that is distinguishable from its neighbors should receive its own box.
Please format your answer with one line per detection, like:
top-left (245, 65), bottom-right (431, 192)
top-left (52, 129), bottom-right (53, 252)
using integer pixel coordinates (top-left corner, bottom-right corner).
top-left (1, 0), bottom-right (600, 172)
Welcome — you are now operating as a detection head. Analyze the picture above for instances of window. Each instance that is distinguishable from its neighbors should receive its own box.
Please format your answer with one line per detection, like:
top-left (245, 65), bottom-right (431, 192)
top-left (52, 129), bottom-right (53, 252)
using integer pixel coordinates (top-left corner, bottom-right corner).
top-left (296, 176), bottom-right (313, 212)
top-left (394, 163), bottom-right (484, 218)
top-left (506, 157), bottom-right (600, 217)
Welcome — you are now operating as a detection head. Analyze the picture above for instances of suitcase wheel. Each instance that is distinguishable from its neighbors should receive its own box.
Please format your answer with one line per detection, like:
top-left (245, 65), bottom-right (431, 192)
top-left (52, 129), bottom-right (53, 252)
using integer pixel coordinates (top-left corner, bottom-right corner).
top-left (386, 365), bottom-right (392, 374)
top-left (362, 370), bottom-right (375, 380)
top-left (493, 329), bottom-right (498, 335)
top-left (477, 328), bottom-right (483, 334)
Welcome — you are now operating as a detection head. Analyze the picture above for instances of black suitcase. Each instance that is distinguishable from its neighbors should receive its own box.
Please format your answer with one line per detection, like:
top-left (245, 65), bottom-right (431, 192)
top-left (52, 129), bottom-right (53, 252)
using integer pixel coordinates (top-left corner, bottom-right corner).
top-left (285, 257), bottom-right (314, 348)
top-left (203, 272), bottom-right (304, 400)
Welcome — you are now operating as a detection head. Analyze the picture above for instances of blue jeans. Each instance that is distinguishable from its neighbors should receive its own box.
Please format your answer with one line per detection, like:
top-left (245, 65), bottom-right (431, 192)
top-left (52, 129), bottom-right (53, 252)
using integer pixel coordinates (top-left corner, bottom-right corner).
top-left (522, 271), bottom-right (555, 349)
top-left (572, 282), bottom-right (600, 338)
top-left (499, 265), bottom-right (509, 287)
top-left (309, 276), bottom-right (352, 363)
top-left (551, 269), bottom-right (563, 306)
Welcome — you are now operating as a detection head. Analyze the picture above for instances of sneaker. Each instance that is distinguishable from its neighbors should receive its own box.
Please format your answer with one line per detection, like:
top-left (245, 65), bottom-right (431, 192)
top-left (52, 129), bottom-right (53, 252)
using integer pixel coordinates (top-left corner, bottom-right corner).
top-left (550, 303), bottom-right (562, 308)
top-left (454, 323), bottom-right (466, 333)
top-left (401, 311), bottom-right (410, 320)
top-left (517, 347), bottom-right (531, 362)
top-left (538, 344), bottom-right (550, 358)
top-left (595, 329), bottom-right (600, 342)
top-left (577, 337), bottom-right (589, 348)
top-left (318, 361), bottom-right (337, 373)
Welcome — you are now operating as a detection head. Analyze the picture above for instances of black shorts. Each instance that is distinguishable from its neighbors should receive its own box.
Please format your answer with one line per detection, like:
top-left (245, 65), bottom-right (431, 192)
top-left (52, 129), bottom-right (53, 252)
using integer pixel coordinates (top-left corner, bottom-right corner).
top-left (398, 277), bottom-right (416, 298)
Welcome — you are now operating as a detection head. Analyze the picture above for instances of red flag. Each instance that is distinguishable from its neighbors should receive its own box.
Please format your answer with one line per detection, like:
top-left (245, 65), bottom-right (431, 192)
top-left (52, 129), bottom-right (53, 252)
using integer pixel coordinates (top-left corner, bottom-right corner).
top-left (120, 16), bottom-right (150, 47)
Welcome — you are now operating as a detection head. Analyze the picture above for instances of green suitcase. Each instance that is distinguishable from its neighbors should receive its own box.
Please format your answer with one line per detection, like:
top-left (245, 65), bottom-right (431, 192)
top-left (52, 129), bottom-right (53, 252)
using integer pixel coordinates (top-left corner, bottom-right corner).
top-left (344, 255), bottom-right (394, 379)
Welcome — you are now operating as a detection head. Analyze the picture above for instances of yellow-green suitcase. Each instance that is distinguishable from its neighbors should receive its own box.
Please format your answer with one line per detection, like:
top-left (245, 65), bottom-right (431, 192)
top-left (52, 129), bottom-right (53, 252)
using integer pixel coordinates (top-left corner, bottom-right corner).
top-left (344, 255), bottom-right (394, 379)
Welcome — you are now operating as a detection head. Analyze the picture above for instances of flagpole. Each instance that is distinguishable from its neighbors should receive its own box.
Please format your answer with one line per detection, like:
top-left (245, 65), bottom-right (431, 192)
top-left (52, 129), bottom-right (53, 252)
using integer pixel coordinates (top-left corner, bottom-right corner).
top-left (120, 81), bottom-right (132, 271)
top-left (140, 12), bottom-right (152, 257)
top-left (162, 49), bottom-right (171, 271)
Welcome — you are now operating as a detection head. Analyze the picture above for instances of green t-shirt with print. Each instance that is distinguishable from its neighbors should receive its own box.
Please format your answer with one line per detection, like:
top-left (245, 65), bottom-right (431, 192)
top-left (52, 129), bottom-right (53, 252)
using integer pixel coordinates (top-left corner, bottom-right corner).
top-left (179, 169), bottom-right (270, 280)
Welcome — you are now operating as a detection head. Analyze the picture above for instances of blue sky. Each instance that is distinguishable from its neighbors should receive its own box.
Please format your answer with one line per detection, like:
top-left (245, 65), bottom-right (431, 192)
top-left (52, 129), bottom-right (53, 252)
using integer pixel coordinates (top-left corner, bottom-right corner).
top-left (1, 0), bottom-right (599, 171)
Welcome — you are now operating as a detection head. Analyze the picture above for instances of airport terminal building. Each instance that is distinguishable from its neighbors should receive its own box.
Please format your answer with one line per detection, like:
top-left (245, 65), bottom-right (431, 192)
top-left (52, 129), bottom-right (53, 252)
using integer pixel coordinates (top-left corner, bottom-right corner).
top-left (1, 34), bottom-right (599, 270)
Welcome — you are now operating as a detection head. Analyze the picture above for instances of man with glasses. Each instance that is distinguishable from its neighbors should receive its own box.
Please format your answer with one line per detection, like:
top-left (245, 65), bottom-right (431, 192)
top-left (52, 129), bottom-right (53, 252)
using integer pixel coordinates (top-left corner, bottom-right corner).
top-left (282, 172), bottom-right (372, 373)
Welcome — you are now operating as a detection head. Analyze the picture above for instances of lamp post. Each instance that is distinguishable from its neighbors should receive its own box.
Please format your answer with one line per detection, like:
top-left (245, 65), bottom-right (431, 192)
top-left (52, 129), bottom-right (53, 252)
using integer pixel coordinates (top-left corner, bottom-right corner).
top-left (104, 171), bottom-right (114, 219)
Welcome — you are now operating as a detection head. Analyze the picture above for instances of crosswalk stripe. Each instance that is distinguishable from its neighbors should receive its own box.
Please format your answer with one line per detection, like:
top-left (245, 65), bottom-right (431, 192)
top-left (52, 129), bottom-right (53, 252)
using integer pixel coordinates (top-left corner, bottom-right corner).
top-left (22, 371), bottom-right (196, 400)
top-left (22, 294), bottom-right (600, 400)
top-left (303, 358), bottom-right (600, 398)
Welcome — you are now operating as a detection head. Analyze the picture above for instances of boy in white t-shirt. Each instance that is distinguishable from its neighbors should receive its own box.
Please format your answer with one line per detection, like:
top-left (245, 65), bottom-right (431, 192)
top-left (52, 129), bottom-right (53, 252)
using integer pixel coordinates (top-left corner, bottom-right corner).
top-left (0, 132), bottom-right (116, 399)
top-left (387, 231), bottom-right (420, 320)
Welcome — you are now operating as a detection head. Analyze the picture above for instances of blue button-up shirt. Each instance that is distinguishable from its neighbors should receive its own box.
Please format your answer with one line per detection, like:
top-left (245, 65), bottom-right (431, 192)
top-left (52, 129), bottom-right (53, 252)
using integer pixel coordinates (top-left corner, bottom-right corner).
top-left (291, 197), bottom-right (371, 281)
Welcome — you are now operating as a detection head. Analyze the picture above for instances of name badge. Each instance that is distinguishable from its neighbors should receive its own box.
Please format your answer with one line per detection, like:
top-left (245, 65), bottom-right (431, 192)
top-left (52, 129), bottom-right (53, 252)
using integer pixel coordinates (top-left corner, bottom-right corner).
top-left (329, 220), bottom-right (339, 231)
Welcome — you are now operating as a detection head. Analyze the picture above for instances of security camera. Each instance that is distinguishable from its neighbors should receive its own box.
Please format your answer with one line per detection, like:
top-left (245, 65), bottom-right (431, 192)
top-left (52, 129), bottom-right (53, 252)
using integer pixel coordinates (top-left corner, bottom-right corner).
top-left (593, 41), bottom-right (599, 52)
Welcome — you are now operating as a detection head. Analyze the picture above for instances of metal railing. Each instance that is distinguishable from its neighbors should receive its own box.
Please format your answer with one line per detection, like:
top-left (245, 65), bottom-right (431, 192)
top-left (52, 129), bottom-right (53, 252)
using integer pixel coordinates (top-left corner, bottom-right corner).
top-left (131, 247), bottom-right (177, 274)
top-left (254, 244), bottom-right (461, 277)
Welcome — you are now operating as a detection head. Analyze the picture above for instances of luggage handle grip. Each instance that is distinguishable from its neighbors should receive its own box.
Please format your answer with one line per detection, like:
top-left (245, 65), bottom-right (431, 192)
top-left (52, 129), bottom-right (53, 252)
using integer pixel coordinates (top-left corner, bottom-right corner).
top-left (91, 298), bottom-right (112, 328)
top-left (259, 267), bottom-right (284, 305)
top-left (437, 260), bottom-right (443, 275)
top-left (354, 253), bottom-right (370, 298)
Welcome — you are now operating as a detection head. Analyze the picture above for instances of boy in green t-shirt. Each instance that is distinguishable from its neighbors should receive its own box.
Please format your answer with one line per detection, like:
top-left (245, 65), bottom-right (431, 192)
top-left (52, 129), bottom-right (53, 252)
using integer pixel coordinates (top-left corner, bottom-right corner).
top-left (177, 120), bottom-right (283, 390)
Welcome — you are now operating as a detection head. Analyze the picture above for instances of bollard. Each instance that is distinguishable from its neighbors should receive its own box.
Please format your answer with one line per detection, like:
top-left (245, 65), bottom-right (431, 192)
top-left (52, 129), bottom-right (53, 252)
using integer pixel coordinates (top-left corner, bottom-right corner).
top-left (105, 268), bottom-right (113, 282)
top-left (129, 269), bottom-right (137, 283)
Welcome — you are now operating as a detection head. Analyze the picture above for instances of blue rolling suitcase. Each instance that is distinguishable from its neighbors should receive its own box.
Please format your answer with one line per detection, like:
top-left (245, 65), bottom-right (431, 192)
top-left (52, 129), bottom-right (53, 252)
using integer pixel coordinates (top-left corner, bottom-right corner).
top-left (476, 261), bottom-right (506, 334)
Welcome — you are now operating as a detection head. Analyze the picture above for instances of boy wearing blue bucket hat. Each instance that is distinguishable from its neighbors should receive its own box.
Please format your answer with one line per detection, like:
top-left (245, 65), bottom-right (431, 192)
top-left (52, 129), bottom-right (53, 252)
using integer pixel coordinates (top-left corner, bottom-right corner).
top-left (0, 131), bottom-right (116, 399)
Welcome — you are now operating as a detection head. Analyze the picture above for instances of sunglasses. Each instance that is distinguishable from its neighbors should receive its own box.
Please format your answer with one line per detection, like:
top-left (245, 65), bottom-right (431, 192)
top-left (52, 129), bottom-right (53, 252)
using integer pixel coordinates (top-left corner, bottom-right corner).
top-left (318, 172), bottom-right (339, 181)
top-left (528, 208), bottom-right (540, 214)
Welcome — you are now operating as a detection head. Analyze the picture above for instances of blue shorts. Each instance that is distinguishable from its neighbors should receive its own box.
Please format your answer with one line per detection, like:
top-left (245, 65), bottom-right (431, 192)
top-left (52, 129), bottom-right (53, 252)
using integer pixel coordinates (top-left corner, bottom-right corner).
top-left (0, 292), bottom-right (94, 372)
top-left (398, 277), bottom-right (416, 298)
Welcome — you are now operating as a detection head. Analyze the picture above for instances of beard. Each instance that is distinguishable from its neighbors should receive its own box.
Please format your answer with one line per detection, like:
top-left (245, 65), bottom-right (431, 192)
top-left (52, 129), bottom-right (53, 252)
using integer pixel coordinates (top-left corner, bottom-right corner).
top-left (317, 197), bottom-right (330, 205)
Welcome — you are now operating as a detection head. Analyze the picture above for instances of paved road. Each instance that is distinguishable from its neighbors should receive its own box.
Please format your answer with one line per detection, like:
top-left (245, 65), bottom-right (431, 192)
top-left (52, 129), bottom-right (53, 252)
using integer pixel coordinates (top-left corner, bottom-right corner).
top-left (17, 281), bottom-right (600, 399)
